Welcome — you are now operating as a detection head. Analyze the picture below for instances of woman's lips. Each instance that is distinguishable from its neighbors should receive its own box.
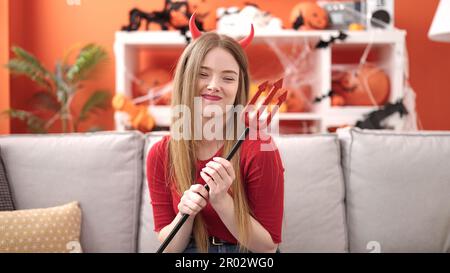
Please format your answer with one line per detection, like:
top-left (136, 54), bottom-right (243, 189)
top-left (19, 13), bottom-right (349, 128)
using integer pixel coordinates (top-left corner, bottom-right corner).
top-left (201, 94), bottom-right (222, 101)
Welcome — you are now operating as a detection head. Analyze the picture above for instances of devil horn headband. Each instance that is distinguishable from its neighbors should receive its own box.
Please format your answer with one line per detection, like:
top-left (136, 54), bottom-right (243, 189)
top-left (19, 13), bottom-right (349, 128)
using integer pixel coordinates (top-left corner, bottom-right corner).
top-left (189, 12), bottom-right (254, 48)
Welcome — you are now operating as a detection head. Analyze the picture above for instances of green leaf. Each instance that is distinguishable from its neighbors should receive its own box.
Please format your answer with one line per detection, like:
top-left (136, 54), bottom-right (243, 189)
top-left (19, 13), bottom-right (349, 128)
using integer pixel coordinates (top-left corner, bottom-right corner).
top-left (11, 46), bottom-right (50, 76)
top-left (4, 109), bottom-right (47, 133)
top-left (30, 91), bottom-right (61, 112)
top-left (6, 47), bottom-right (53, 91)
top-left (78, 90), bottom-right (110, 122)
top-left (6, 59), bottom-right (50, 89)
top-left (66, 44), bottom-right (108, 83)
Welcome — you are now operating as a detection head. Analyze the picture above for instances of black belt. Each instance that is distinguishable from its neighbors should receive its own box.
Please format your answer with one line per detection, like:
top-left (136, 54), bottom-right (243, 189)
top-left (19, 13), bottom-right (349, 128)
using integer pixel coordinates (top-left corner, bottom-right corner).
top-left (209, 236), bottom-right (234, 246)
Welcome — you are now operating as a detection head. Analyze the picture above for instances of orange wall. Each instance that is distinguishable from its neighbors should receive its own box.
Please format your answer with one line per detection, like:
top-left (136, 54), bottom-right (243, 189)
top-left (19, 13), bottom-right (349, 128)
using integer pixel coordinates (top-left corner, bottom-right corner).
top-left (396, 0), bottom-right (450, 130)
top-left (4, 0), bottom-right (450, 133)
top-left (0, 0), bottom-right (10, 134)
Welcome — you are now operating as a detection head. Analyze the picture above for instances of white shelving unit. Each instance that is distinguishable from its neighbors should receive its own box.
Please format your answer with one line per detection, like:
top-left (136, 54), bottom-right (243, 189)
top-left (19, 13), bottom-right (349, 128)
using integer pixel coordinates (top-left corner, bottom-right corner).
top-left (114, 29), bottom-right (406, 133)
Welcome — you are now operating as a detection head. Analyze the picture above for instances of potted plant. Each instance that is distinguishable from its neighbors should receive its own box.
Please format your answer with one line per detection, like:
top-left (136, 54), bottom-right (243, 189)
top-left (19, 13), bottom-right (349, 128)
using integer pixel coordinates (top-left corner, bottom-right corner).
top-left (4, 43), bottom-right (110, 133)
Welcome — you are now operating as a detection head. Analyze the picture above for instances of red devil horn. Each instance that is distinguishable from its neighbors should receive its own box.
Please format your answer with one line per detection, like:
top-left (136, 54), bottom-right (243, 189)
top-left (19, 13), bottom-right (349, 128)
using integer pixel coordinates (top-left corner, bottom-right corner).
top-left (239, 24), bottom-right (254, 49)
top-left (189, 11), bottom-right (202, 40)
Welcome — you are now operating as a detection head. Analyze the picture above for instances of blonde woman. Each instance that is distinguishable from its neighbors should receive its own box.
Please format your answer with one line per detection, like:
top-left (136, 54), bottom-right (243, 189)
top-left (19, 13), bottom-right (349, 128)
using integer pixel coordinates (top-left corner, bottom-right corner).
top-left (147, 14), bottom-right (284, 253)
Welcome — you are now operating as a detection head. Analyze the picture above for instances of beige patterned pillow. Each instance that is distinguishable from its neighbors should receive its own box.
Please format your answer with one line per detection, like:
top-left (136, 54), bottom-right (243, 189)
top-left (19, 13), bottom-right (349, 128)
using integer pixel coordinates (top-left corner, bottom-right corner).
top-left (0, 202), bottom-right (82, 253)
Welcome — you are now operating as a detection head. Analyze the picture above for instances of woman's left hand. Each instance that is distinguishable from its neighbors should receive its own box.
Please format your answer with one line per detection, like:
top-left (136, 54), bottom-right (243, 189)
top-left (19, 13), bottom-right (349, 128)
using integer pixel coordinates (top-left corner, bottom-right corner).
top-left (200, 157), bottom-right (236, 208)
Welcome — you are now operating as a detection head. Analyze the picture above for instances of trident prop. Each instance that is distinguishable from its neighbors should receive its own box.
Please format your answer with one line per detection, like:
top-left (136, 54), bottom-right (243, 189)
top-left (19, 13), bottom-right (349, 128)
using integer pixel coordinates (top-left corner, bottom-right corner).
top-left (157, 78), bottom-right (287, 253)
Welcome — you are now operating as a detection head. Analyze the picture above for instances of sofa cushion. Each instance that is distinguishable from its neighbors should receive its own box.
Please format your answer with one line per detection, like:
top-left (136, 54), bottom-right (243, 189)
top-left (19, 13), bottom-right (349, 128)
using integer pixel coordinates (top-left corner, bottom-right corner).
top-left (138, 133), bottom-right (348, 253)
top-left (0, 145), bottom-right (15, 211)
top-left (0, 132), bottom-right (144, 253)
top-left (274, 135), bottom-right (347, 252)
top-left (338, 127), bottom-right (450, 253)
top-left (0, 201), bottom-right (82, 253)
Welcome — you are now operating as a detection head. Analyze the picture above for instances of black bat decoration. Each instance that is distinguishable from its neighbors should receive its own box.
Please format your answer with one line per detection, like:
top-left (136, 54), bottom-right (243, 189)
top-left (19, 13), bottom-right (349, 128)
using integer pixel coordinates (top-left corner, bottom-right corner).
top-left (314, 90), bottom-right (335, 103)
top-left (356, 100), bottom-right (408, 130)
top-left (315, 31), bottom-right (348, 49)
top-left (121, 0), bottom-right (204, 43)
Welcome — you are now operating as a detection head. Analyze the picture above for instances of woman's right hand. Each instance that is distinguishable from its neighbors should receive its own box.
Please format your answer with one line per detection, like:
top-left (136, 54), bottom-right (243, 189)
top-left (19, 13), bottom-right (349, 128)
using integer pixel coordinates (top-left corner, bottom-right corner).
top-left (178, 184), bottom-right (209, 217)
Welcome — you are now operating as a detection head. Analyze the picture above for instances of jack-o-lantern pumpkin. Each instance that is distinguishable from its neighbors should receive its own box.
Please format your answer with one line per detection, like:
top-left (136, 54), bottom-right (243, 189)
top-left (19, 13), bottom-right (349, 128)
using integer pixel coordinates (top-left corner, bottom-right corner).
top-left (332, 64), bottom-right (390, 106)
top-left (290, 2), bottom-right (329, 30)
top-left (132, 68), bottom-right (172, 105)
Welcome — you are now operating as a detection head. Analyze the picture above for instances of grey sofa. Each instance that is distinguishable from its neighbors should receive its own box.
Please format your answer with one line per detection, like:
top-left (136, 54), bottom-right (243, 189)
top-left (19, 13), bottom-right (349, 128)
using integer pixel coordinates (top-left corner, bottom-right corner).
top-left (0, 127), bottom-right (449, 253)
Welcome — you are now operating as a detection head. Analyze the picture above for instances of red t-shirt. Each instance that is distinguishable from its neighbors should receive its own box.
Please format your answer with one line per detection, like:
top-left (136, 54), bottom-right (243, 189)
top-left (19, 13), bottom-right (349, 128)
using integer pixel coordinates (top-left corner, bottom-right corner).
top-left (146, 135), bottom-right (284, 244)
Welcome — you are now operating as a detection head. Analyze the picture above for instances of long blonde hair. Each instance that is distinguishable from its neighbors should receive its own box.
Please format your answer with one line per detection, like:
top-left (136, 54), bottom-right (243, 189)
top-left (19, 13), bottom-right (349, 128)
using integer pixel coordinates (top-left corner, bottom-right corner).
top-left (169, 32), bottom-right (251, 252)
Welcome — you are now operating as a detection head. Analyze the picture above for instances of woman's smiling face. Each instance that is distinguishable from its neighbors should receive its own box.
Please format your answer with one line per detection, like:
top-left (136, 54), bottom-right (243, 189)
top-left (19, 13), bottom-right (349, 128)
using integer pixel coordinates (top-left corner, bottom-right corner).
top-left (197, 47), bottom-right (240, 118)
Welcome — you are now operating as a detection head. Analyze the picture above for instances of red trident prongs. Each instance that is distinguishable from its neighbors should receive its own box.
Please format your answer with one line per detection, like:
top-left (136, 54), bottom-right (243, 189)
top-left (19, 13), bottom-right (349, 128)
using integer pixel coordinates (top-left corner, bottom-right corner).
top-left (242, 80), bottom-right (269, 126)
top-left (242, 78), bottom-right (287, 131)
top-left (266, 87), bottom-right (288, 126)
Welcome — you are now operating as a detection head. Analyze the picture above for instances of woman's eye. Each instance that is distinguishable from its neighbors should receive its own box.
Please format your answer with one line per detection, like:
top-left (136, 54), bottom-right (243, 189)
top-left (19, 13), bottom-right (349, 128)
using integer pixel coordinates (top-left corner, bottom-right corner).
top-left (200, 73), bottom-right (208, 78)
top-left (224, 77), bottom-right (235, 81)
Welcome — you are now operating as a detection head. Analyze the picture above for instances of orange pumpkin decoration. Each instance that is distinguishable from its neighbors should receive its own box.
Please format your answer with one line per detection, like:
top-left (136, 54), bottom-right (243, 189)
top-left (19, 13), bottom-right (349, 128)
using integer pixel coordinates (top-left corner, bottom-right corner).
top-left (332, 64), bottom-right (390, 106)
top-left (290, 2), bottom-right (329, 30)
top-left (112, 93), bottom-right (155, 132)
top-left (133, 68), bottom-right (171, 94)
top-left (285, 85), bottom-right (313, 112)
